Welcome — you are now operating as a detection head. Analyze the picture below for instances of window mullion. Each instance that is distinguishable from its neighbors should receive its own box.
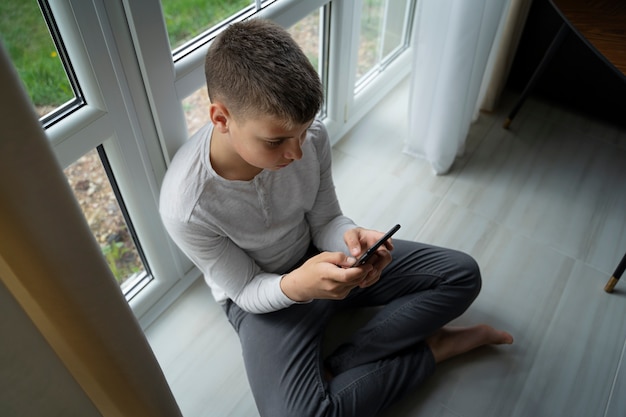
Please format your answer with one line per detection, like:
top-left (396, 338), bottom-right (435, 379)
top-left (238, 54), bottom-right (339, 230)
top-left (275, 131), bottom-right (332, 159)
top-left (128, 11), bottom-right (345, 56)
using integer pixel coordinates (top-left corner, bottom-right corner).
top-left (378, 0), bottom-right (389, 65)
top-left (42, 0), bottom-right (190, 319)
top-left (46, 0), bottom-right (106, 112)
top-left (88, 0), bottom-right (193, 318)
top-left (46, 107), bottom-right (110, 168)
top-left (324, 0), bottom-right (361, 141)
top-left (120, 0), bottom-right (189, 164)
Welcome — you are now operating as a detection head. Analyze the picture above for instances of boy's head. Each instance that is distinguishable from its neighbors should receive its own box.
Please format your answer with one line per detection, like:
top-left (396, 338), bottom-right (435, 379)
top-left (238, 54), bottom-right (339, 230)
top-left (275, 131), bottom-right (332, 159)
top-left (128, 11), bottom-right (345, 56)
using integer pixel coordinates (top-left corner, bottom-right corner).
top-left (204, 19), bottom-right (323, 127)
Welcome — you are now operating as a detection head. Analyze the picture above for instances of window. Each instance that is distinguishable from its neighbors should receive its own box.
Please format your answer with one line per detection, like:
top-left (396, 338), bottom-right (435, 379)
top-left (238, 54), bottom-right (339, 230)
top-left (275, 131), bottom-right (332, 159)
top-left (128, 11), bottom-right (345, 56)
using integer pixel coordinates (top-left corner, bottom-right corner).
top-left (288, 6), bottom-right (330, 119)
top-left (9, 0), bottom-right (180, 319)
top-left (64, 148), bottom-right (151, 299)
top-left (2, 0), bottom-right (417, 325)
top-left (0, 0), bottom-right (83, 124)
top-left (356, 0), bottom-right (415, 90)
top-left (2, 0), bottom-right (154, 301)
top-left (164, 0), bottom-right (281, 61)
top-left (162, 0), bottom-right (253, 52)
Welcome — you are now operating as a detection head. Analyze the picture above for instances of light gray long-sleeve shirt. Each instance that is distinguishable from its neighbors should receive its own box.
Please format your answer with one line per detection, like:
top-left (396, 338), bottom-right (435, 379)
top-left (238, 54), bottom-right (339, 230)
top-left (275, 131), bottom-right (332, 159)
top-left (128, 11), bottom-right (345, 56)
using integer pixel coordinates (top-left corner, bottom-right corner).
top-left (159, 119), bottom-right (356, 313)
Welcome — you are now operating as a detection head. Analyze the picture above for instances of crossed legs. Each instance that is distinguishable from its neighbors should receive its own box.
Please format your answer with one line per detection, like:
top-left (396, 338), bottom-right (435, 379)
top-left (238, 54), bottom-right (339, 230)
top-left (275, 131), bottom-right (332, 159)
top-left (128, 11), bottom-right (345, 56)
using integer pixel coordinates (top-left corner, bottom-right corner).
top-left (225, 240), bottom-right (513, 417)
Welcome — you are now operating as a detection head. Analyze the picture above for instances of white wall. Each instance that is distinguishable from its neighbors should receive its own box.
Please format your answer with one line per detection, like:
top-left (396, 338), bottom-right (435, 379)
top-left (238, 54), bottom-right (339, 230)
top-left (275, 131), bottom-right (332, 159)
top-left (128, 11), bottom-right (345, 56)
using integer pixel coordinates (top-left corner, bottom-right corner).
top-left (0, 281), bottom-right (101, 417)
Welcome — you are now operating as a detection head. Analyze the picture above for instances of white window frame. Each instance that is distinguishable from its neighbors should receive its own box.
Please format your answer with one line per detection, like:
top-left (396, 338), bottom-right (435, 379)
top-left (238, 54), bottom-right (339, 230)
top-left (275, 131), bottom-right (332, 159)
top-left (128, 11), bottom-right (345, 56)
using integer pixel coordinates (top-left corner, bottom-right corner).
top-left (44, 0), bottom-right (185, 322)
top-left (37, 0), bottom-right (416, 327)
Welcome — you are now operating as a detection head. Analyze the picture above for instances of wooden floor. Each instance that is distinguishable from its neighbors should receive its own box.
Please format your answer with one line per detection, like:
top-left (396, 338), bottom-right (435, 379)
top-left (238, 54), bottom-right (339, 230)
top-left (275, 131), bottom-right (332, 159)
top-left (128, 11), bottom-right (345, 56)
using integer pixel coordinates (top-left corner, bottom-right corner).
top-left (144, 79), bottom-right (626, 417)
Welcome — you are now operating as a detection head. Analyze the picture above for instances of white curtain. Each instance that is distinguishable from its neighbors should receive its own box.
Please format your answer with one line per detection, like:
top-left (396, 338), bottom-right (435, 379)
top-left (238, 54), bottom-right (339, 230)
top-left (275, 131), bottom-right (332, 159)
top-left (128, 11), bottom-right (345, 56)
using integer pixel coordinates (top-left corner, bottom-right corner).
top-left (405, 0), bottom-right (531, 174)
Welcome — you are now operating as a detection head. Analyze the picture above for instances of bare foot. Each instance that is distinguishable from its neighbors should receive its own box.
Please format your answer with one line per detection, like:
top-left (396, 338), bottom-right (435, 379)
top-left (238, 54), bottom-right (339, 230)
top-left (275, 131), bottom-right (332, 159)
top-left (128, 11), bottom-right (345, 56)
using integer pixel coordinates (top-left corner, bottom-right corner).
top-left (427, 324), bottom-right (513, 364)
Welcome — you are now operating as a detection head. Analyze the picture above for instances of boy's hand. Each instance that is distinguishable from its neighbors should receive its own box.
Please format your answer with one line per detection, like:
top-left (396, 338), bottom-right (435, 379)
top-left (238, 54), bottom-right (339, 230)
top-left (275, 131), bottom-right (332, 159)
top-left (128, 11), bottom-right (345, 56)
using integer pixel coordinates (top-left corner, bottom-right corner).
top-left (280, 252), bottom-right (373, 302)
top-left (343, 227), bottom-right (393, 286)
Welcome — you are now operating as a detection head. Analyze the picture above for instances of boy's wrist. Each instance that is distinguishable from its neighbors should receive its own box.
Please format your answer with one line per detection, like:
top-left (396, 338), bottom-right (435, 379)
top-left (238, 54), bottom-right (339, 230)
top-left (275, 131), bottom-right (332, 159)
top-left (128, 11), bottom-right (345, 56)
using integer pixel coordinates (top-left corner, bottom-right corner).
top-left (280, 272), bottom-right (310, 303)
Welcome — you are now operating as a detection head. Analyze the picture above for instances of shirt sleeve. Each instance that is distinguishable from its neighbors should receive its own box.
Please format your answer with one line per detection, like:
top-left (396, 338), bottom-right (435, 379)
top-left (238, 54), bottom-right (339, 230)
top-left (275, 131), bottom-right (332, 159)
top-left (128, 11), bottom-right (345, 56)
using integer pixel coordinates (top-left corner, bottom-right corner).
top-left (161, 216), bottom-right (297, 314)
top-left (306, 122), bottom-right (357, 252)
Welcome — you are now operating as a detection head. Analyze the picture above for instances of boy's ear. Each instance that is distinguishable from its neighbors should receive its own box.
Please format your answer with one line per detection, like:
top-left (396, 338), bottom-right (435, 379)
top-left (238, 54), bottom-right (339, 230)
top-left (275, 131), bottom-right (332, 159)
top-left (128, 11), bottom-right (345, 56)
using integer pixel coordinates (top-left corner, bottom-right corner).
top-left (209, 102), bottom-right (231, 133)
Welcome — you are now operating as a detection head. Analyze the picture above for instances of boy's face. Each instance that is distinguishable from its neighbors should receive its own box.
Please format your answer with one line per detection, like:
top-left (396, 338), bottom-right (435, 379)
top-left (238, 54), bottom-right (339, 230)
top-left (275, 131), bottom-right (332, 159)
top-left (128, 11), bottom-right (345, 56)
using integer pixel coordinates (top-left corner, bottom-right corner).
top-left (228, 114), bottom-right (313, 172)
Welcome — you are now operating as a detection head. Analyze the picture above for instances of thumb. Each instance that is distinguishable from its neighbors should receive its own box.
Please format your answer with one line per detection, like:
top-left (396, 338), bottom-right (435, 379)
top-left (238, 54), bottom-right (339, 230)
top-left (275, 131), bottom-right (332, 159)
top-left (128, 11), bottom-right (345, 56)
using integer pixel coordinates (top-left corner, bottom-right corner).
top-left (317, 251), bottom-right (357, 268)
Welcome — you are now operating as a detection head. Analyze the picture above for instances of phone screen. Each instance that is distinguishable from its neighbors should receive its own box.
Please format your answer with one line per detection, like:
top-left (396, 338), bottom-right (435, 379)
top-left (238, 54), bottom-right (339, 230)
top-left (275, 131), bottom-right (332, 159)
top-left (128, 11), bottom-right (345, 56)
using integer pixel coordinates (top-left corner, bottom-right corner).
top-left (352, 224), bottom-right (401, 267)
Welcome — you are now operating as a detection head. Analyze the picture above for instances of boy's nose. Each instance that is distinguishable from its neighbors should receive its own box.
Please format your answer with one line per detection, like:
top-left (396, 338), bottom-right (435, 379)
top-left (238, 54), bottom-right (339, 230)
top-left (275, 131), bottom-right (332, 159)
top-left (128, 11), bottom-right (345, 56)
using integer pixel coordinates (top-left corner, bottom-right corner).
top-left (285, 138), bottom-right (303, 160)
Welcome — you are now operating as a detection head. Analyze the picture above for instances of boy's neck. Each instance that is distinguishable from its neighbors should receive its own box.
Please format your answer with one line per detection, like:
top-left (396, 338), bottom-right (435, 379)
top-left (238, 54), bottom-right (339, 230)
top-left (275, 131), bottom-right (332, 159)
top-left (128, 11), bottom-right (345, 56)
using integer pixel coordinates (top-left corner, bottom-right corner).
top-left (209, 128), bottom-right (262, 181)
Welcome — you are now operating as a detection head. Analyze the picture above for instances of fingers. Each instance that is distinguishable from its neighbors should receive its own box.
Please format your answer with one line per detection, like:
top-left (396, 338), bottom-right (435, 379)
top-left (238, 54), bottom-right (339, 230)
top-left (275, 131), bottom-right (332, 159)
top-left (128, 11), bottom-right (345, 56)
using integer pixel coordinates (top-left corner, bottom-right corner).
top-left (343, 228), bottom-right (365, 257)
top-left (310, 251), bottom-right (373, 296)
top-left (314, 250), bottom-right (357, 268)
top-left (356, 250), bottom-right (391, 288)
top-left (343, 227), bottom-right (395, 259)
top-left (286, 249), bottom-right (387, 302)
top-left (332, 254), bottom-right (380, 291)
top-left (372, 246), bottom-right (392, 269)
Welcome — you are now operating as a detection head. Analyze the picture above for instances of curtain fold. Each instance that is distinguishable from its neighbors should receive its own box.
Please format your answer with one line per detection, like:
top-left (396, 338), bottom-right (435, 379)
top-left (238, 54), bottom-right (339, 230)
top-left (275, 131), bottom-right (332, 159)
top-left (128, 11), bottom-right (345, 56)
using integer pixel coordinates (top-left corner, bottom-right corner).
top-left (405, 0), bottom-right (530, 174)
top-left (0, 44), bottom-right (182, 417)
top-left (478, 0), bottom-right (534, 112)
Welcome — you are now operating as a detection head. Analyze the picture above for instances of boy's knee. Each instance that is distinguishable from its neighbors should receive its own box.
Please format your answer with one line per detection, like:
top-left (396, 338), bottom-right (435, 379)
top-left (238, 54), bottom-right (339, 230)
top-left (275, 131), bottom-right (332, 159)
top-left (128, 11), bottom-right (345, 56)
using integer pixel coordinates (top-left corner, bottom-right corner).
top-left (455, 251), bottom-right (482, 297)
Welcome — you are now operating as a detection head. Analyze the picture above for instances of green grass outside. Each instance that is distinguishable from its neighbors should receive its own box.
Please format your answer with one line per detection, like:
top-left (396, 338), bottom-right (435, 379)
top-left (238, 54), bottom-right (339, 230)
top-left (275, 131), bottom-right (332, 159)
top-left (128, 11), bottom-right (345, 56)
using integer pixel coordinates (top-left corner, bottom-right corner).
top-left (0, 0), bottom-right (72, 107)
top-left (0, 0), bottom-right (251, 107)
top-left (161, 0), bottom-right (251, 49)
top-left (0, 1), bottom-right (387, 108)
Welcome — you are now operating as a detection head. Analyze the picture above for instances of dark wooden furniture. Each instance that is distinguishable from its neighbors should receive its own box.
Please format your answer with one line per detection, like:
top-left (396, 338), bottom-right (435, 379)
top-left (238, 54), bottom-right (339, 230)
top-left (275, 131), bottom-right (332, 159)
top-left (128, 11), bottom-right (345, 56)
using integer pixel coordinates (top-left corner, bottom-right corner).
top-left (503, 0), bottom-right (626, 129)
top-left (553, 0), bottom-right (626, 75)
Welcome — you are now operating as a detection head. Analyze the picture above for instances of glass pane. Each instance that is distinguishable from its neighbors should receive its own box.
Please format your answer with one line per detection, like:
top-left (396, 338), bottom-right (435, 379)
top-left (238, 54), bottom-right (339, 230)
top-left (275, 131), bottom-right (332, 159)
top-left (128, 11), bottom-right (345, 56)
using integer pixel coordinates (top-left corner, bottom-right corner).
top-left (356, 0), bottom-right (411, 84)
top-left (381, 0), bottom-right (408, 57)
top-left (161, 0), bottom-right (253, 51)
top-left (183, 86), bottom-right (210, 137)
top-left (357, 0), bottom-right (385, 80)
top-left (0, 0), bottom-right (76, 118)
top-left (288, 11), bottom-right (321, 76)
top-left (64, 149), bottom-right (146, 290)
top-left (183, 11), bottom-right (324, 136)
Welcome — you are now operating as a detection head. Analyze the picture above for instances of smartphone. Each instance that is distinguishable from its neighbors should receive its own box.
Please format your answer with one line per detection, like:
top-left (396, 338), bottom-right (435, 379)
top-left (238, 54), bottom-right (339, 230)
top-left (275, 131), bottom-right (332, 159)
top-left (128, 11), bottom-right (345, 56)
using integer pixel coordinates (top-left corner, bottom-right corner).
top-left (352, 224), bottom-right (401, 267)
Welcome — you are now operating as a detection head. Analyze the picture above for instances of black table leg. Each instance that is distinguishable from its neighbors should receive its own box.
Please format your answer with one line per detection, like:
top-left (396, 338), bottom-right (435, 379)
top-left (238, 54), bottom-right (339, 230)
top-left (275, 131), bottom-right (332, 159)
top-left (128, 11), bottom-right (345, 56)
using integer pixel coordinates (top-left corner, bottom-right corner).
top-left (503, 22), bottom-right (570, 129)
top-left (605, 251), bottom-right (626, 293)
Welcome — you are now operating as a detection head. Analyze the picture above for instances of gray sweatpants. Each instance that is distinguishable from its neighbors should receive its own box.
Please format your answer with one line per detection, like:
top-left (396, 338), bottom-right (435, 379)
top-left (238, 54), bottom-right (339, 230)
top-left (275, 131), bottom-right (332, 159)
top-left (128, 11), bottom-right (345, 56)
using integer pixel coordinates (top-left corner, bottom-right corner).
top-left (223, 239), bottom-right (481, 417)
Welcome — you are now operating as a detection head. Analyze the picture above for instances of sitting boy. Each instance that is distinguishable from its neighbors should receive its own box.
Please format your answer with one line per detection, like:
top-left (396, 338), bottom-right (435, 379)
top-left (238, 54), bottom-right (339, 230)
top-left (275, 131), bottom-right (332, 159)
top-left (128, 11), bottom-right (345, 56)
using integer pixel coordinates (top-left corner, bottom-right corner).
top-left (159, 18), bottom-right (512, 417)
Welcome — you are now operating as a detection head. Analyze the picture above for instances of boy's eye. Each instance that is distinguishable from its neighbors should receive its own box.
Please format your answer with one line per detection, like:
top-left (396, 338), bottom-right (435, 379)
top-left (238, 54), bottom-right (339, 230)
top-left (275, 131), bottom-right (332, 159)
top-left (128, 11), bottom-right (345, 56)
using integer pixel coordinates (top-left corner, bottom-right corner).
top-left (265, 140), bottom-right (283, 148)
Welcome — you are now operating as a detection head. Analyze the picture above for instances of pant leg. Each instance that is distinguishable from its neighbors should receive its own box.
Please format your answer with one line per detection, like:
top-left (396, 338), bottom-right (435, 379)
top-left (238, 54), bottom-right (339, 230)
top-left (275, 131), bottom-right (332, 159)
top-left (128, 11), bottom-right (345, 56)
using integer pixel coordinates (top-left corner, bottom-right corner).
top-left (224, 299), bottom-right (334, 417)
top-left (224, 239), bottom-right (481, 417)
top-left (225, 298), bottom-right (436, 417)
top-left (325, 239), bottom-right (482, 374)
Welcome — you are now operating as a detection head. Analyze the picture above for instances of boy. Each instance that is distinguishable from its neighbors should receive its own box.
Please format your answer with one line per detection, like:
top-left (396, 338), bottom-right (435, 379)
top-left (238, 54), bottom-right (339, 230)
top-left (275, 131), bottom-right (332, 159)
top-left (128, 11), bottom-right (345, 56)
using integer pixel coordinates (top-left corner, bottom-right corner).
top-left (159, 18), bottom-right (512, 417)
